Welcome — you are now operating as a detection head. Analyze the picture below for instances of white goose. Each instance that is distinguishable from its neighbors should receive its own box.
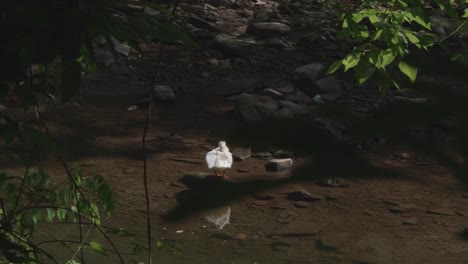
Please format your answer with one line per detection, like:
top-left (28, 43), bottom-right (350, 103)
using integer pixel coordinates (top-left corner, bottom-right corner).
top-left (205, 141), bottom-right (233, 178)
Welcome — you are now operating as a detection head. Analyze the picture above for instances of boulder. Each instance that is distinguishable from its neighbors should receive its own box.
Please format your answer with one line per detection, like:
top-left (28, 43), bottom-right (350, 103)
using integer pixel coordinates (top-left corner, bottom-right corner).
top-left (295, 63), bottom-right (325, 82)
top-left (265, 158), bottom-right (293, 172)
top-left (247, 22), bottom-right (291, 38)
top-left (236, 93), bottom-right (279, 122)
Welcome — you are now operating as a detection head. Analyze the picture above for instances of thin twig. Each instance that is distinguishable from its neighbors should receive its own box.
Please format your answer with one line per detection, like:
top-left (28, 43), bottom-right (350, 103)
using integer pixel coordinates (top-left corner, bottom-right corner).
top-left (34, 102), bottom-right (86, 263)
top-left (440, 21), bottom-right (467, 42)
top-left (6, 229), bottom-right (59, 264)
top-left (16, 205), bottom-right (125, 263)
top-left (141, 2), bottom-right (181, 263)
top-left (70, 226), bottom-right (92, 262)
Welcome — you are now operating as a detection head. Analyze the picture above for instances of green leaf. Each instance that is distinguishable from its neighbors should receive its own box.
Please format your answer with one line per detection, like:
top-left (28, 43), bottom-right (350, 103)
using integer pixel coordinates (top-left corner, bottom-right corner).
top-left (89, 242), bottom-right (107, 255)
top-left (410, 8), bottom-right (431, 30)
top-left (463, 9), bottom-right (468, 18)
top-left (46, 208), bottom-right (56, 222)
top-left (57, 208), bottom-right (68, 222)
top-left (343, 53), bottom-right (361, 71)
top-left (354, 58), bottom-right (375, 86)
top-left (404, 32), bottom-right (420, 46)
top-left (31, 208), bottom-right (41, 225)
top-left (370, 49), bottom-right (396, 68)
top-left (368, 15), bottom-right (380, 25)
top-left (326, 60), bottom-right (343, 74)
top-left (398, 60), bottom-right (418, 82)
top-left (59, 189), bottom-right (70, 204)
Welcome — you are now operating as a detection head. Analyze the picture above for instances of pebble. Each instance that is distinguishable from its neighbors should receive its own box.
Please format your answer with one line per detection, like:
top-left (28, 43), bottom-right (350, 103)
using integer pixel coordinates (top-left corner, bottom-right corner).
top-left (427, 208), bottom-right (455, 216)
top-left (390, 203), bottom-right (417, 213)
top-left (271, 222), bottom-right (322, 236)
top-left (234, 233), bottom-right (247, 240)
top-left (252, 152), bottom-right (272, 159)
top-left (402, 217), bottom-right (419, 225)
top-left (270, 202), bottom-right (290, 210)
top-left (295, 201), bottom-right (310, 208)
top-left (319, 232), bottom-right (351, 249)
top-left (252, 200), bottom-right (269, 206)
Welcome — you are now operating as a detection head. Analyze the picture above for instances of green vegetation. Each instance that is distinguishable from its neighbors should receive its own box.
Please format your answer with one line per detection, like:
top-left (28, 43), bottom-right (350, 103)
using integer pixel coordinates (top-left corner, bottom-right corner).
top-left (325, 0), bottom-right (468, 92)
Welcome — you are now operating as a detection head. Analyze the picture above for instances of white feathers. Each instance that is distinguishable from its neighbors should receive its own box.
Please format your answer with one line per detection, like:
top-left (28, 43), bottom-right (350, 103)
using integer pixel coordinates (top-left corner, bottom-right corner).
top-left (205, 141), bottom-right (233, 169)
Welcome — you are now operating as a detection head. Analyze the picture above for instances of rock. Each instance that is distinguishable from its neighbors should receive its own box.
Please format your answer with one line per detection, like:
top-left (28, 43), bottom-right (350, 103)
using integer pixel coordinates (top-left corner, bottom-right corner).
top-left (319, 232), bottom-right (351, 249)
top-left (312, 94), bottom-right (325, 104)
top-left (252, 200), bottom-right (269, 206)
top-left (233, 233), bottom-right (247, 240)
top-left (290, 104), bottom-right (310, 115)
top-left (286, 190), bottom-right (321, 201)
top-left (127, 105), bottom-right (138, 111)
top-left (262, 88), bottom-right (284, 97)
top-left (363, 209), bottom-right (374, 215)
top-left (252, 152), bottom-right (272, 159)
top-left (279, 100), bottom-right (298, 108)
top-left (402, 217), bottom-right (419, 225)
top-left (190, 28), bottom-right (213, 39)
top-left (295, 63), bottom-right (325, 82)
top-left (318, 177), bottom-right (349, 187)
top-left (395, 88), bottom-right (418, 98)
top-left (265, 158), bottom-right (293, 172)
top-left (274, 107), bottom-right (295, 119)
top-left (394, 152), bottom-right (411, 159)
top-left (277, 85), bottom-right (295, 94)
top-left (247, 22), bottom-right (291, 38)
top-left (153, 85), bottom-right (176, 102)
top-left (179, 172), bottom-right (233, 189)
top-left (427, 208), bottom-right (455, 216)
top-left (237, 93), bottom-right (279, 122)
top-left (284, 94), bottom-right (314, 104)
top-left (270, 201), bottom-right (290, 210)
top-left (111, 36), bottom-right (132, 56)
top-left (232, 147), bottom-right (251, 161)
top-left (320, 93), bottom-right (342, 102)
top-left (299, 32), bottom-right (321, 46)
top-left (212, 34), bottom-right (257, 56)
top-left (315, 76), bottom-right (343, 93)
top-left (273, 150), bottom-right (294, 158)
top-left (295, 201), bottom-right (310, 208)
top-left (187, 16), bottom-right (221, 32)
top-left (271, 241), bottom-right (293, 252)
top-left (394, 96), bottom-right (428, 104)
top-left (144, 6), bottom-right (158, 16)
top-left (271, 222), bottom-right (322, 236)
top-left (390, 203), bottom-right (417, 213)
top-left (262, 38), bottom-right (288, 48)
top-left (204, 79), bottom-right (258, 96)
